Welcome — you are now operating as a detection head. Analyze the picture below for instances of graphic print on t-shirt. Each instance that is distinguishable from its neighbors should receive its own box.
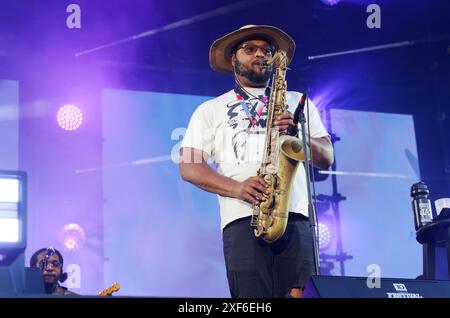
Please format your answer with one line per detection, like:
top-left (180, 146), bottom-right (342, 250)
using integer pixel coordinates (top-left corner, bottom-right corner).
top-left (226, 97), bottom-right (268, 162)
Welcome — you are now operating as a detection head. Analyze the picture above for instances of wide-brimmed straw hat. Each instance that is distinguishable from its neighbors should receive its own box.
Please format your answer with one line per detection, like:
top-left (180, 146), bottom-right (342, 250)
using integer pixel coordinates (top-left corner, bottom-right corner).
top-left (209, 25), bottom-right (296, 74)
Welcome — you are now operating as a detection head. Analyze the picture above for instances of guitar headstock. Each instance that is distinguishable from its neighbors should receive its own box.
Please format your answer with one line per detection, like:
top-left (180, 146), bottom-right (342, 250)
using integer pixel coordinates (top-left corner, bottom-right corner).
top-left (98, 282), bottom-right (120, 296)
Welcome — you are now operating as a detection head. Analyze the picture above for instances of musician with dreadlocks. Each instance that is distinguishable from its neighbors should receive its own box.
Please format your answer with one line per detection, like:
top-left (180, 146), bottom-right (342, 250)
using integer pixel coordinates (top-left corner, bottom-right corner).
top-left (29, 247), bottom-right (78, 295)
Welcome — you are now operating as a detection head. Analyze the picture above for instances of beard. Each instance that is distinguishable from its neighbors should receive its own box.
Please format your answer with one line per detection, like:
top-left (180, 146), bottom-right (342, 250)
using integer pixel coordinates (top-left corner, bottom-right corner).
top-left (234, 59), bottom-right (272, 84)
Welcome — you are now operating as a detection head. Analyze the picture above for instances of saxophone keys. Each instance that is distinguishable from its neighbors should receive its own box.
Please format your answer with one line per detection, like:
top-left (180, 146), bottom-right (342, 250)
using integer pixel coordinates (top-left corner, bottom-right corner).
top-left (266, 164), bottom-right (277, 174)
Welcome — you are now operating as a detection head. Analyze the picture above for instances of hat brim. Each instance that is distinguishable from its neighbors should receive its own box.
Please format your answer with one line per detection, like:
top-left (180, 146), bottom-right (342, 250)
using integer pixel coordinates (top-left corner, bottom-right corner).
top-left (209, 25), bottom-right (296, 74)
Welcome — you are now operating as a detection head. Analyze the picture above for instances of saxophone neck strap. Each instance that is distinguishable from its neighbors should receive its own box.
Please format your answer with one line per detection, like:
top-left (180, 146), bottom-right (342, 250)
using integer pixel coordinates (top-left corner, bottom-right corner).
top-left (234, 85), bottom-right (270, 127)
top-left (233, 85), bottom-right (271, 101)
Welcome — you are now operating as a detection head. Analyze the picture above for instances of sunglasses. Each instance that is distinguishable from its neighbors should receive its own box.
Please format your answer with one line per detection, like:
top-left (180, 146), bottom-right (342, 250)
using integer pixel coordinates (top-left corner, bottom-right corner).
top-left (235, 43), bottom-right (274, 57)
top-left (38, 259), bottom-right (62, 269)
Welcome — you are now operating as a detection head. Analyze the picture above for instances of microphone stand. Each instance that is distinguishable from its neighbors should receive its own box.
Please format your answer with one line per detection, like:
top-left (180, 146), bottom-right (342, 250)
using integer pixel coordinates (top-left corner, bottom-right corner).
top-left (297, 99), bottom-right (321, 276)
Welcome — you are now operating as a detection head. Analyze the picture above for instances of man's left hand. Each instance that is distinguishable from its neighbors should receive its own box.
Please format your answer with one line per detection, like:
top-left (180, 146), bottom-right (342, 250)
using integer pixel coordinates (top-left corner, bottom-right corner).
top-left (274, 112), bottom-right (294, 133)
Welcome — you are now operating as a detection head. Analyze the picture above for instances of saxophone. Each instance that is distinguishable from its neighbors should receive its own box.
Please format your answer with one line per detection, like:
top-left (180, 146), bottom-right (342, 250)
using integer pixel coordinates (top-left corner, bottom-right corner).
top-left (250, 50), bottom-right (306, 243)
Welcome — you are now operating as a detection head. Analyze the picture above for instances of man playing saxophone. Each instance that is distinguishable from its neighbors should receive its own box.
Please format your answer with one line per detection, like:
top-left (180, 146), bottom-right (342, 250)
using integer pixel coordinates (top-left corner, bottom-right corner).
top-left (179, 25), bottom-right (333, 298)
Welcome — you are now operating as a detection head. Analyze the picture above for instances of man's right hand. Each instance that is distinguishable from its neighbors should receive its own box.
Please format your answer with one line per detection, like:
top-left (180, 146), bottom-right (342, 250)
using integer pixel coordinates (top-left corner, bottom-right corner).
top-left (180, 148), bottom-right (273, 203)
top-left (234, 176), bottom-right (269, 205)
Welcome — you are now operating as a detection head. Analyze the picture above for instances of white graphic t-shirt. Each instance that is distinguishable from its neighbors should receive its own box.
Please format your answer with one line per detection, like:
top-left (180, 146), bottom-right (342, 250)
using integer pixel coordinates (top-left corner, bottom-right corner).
top-left (180, 88), bottom-right (329, 230)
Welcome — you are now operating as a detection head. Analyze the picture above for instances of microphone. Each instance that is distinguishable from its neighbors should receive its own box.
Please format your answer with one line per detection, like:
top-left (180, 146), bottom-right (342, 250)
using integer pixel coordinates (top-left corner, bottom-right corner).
top-left (45, 246), bottom-right (56, 257)
top-left (41, 246), bottom-right (56, 270)
top-left (287, 94), bottom-right (307, 137)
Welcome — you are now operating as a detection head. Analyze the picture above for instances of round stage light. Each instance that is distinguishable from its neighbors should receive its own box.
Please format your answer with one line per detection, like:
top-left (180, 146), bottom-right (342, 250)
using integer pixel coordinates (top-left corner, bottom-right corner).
top-left (317, 222), bottom-right (332, 250)
top-left (57, 104), bottom-right (83, 131)
top-left (59, 223), bottom-right (86, 251)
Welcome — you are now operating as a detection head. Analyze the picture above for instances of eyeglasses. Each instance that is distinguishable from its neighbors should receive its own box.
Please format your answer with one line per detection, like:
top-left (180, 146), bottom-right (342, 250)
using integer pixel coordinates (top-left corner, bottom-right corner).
top-left (236, 43), bottom-right (274, 57)
top-left (37, 259), bottom-right (62, 269)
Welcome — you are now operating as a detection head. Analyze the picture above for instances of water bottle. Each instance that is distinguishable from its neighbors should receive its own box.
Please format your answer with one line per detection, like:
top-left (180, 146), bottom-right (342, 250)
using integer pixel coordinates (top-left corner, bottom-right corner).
top-left (411, 182), bottom-right (433, 230)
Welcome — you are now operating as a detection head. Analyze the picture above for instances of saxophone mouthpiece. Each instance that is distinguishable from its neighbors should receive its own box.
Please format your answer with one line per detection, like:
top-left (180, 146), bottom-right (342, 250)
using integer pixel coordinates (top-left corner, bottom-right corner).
top-left (264, 57), bottom-right (274, 66)
top-left (259, 60), bottom-right (269, 67)
top-left (265, 50), bottom-right (287, 67)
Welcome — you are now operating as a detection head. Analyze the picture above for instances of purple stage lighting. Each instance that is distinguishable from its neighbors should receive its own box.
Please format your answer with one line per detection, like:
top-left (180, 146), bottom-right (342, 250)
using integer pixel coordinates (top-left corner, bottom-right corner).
top-left (59, 223), bottom-right (86, 251)
top-left (57, 104), bottom-right (83, 131)
top-left (317, 222), bottom-right (332, 250)
top-left (320, 0), bottom-right (341, 5)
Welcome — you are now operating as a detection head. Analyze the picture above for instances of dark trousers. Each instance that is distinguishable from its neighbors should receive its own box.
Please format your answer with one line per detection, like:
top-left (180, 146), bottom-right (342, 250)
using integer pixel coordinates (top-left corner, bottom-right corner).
top-left (222, 213), bottom-right (315, 298)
